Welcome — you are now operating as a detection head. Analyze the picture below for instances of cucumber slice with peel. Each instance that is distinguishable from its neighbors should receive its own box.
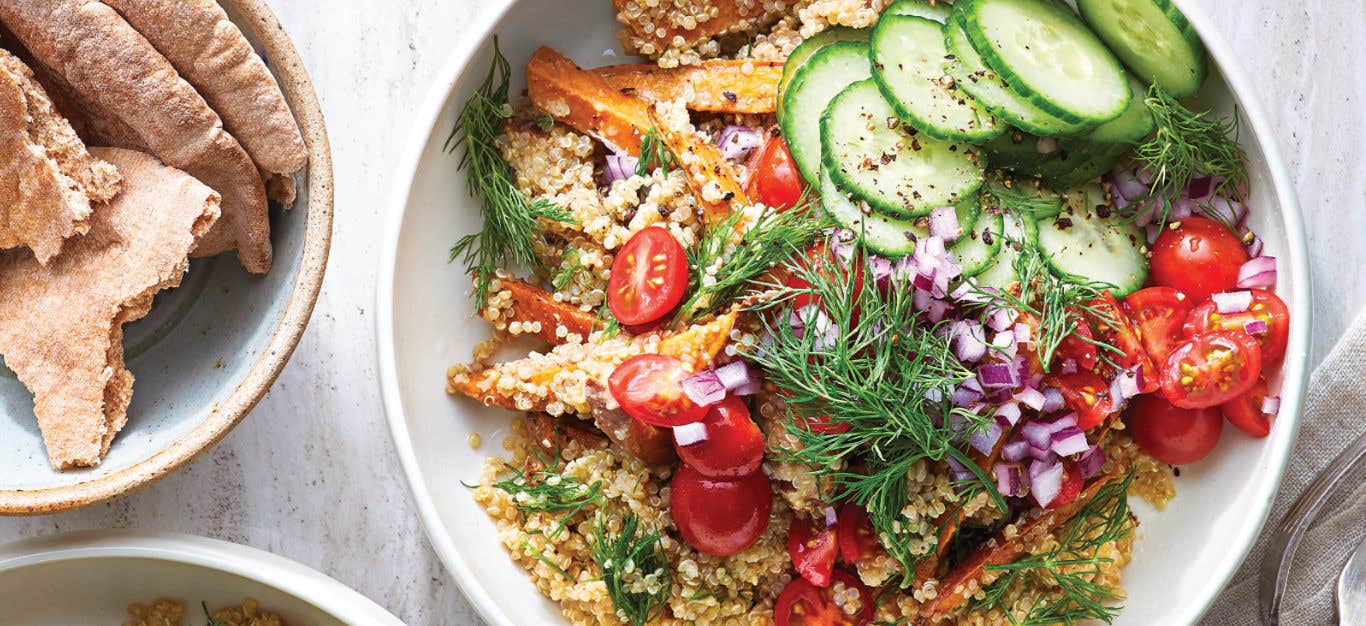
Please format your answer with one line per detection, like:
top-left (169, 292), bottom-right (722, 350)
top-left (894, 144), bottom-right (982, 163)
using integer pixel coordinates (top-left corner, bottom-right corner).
top-left (886, 0), bottom-right (953, 22)
top-left (972, 209), bottom-right (1035, 291)
top-left (821, 169), bottom-right (923, 256)
top-left (961, 0), bottom-right (1131, 124)
top-left (1035, 200), bottom-right (1149, 296)
top-left (778, 27), bottom-right (870, 121)
top-left (871, 15), bottom-right (1003, 142)
top-left (952, 209), bottom-right (1004, 276)
top-left (1076, 0), bottom-right (1207, 98)
top-left (1087, 75), bottom-right (1156, 144)
top-left (780, 42), bottom-right (872, 185)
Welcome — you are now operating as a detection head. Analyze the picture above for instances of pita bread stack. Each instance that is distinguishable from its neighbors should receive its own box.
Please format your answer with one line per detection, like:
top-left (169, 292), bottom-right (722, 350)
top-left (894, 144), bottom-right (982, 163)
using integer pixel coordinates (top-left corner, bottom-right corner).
top-left (0, 1), bottom-right (307, 469)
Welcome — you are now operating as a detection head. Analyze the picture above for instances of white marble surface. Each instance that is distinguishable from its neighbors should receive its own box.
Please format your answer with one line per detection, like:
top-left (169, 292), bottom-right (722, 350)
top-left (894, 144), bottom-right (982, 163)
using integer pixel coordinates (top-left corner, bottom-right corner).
top-left (0, 1), bottom-right (1360, 624)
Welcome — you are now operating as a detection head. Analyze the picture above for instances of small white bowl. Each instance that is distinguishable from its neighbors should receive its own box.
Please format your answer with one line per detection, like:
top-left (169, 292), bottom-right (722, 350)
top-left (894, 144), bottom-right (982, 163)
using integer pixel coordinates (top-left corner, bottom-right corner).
top-left (378, 1), bottom-right (1311, 624)
top-left (0, 530), bottom-right (403, 624)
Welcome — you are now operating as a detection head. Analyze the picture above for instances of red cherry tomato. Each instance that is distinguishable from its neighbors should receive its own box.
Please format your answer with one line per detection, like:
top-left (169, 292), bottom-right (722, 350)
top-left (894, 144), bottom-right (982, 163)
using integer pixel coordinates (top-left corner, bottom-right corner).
top-left (1150, 217), bottom-right (1249, 302)
top-left (1045, 371), bottom-right (1115, 430)
top-left (746, 134), bottom-right (804, 210)
top-left (1184, 288), bottom-right (1290, 367)
top-left (1087, 292), bottom-right (1157, 392)
top-left (787, 515), bottom-right (838, 587)
top-left (836, 502), bottom-right (881, 565)
top-left (671, 464), bottom-right (772, 557)
top-left (608, 354), bottom-right (709, 427)
top-left (674, 396), bottom-right (765, 478)
top-left (793, 413), bottom-right (851, 435)
top-left (774, 570), bottom-right (874, 626)
top-left (1055, 312), bottom-right (1099, 371)
top-left (1046, 463), bottom-right (1085, 510)
top-left (785, 242), bottom-right (864, 313)
top-left (607, 226), bottom-right (689, 325)
top-left (1221, 377), bottom-right (1274, 438)
top-left (1160, 330), bottom-right (1262, 408)
top-left (1127, 394), bottom-right (1224, 464)
top-left (1123, 287), bottom-right (1193, 365)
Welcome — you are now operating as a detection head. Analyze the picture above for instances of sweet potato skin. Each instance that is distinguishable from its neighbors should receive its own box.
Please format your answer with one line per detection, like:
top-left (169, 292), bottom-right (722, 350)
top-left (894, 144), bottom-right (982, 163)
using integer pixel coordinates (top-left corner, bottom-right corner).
top-left (491, 277), bottom-right (603, 344)
top-left (595, 60), bottom-right (782, 114)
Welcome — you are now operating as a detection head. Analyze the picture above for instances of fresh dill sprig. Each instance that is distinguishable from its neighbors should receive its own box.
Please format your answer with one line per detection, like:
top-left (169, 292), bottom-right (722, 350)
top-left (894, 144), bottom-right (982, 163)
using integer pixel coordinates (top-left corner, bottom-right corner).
top-left (1129, 83), bottom-right (1248, 228)
top-left (635, 126), bottom-right (675, 177)
top-left (986, 177), bottom-right (1063, 216)
top-left (745, 238), bottom-right (1003, 585)
top-left (491, 462), bottom-right (603, 538)
top-left (596, 300), bottom-right (621, 338)
top-left (552, 248), bottom-right (584, 290)
top-left (534, 112), bottom-right (555, 131)
top-left (677, 192), bottom-right (830, 322)
top-left (445, 38), bottom-right (577, 308)
top-left (971, 474), bottom-right (1136, 626)
top-left (589, 510), bottom-right (672, 626)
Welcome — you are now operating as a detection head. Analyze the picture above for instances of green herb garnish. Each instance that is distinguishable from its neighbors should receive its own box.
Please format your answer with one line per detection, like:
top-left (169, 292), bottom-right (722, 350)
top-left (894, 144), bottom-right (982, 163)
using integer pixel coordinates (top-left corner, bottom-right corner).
top-left (446, 38), bottom-right (577, 308)
top-left (746, 239), bottom-right (1003, 584)
top-left (1129, 83), bottom-right (1248, 228)
top-left (491, 462), bottom-right (602, 538)
top-left (972, 474), bottom-right (1135, 626)
top-left (596, 300), bottom-right (621, 338)
top-left (635, 126), bottom-right (675, 177)
top-left (552, 247), bottom-right (584, 290)
top-left (202, 602), bottom-right (224, 626)
top-left (589, 510), bottom-right (672, 626)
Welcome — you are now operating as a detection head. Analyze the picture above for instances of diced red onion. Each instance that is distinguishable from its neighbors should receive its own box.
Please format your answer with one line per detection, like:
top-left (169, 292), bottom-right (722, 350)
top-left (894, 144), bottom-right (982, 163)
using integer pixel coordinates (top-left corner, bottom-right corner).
top-left (992, 331), bottom-right (1018, 359)
top-left (1078, 445), bottom-right (1106, 478)
top-left (914, 270), bottom-right (936, 292)
top-left (673, 422), bottom-right (708, 447)
top-left (714, 361), bottom-right (752, 390)
top-left (1262, 395), bottom-right (1282, 416)
top-left (1144, 223), bottom-right (1163, 245)
top-left (1109, 368), bottom-right (1141, 405)
top-left (716, 125), bottom-right (764, 161)
top-left (913, 288), bottom-right (933, 312)
top-left (995, 402), bottom-right (1022, 426)
top-left (1002, 440), bottom-right (1031, 463)
top-left (1030, 459), bottom-right (1064, 507)
top-left (1059, 359), bottom-right (1079, 375)
top-left (733, 380), bottom-right (761, 396)
top-left (1200, 196), bottom-right (1247, 225)
top-left (867, 255), bottom-right (895, 291)
top-left (996, 463), bottom-right (1025, 497)
top-left (1029, 445), bottom-right (1057, 462)
top-left (1245, 319), bottom-right (1269, 335)
top-left (1015, 387), bottom-right (1046, 412)
top-left (1035, 137), bottom-right (1059, 154)
top-left (928, 300), bottom-right (954, 323)
top-left (792, 305), bottom-right (837, 349)
top-left (978, 363), bottom-right (1019, 388)
top-left (953, 385), bottom-right (983, 407)
top-left (1246, 233), bottom-right (1265, 257)
top-left (987, 307), bottom-right (1019, 331)
top-left (954, 322), bottom-right (988, 362)
top-left (929, 206), bottom-right (961, 241)
top-left (605, 153), bottom-right (638, 183)
top-left (1013, 322), bottom-right (1032, 345)
top-left (951, 279), bottom-right (997, 304)
top-left (947, 456), bottom-right (974, 482)
top-left (1050, 426), bottom-right (1090, 457)
top-left (971, 421), bottom-right (1003, 455)
top-left (1110, 167), bottom-right (1149, 202)
top-left (1020, 420), bottom-right (1053, 449)
top-left (1041, 387), bottom-right (1065, 412)
top-left (681, 370), bottom-right (726, 406)
top-left (1212, 290), bottom-right (1253, 313)
top-left (1186, 176), bottom-right (1215, 200)
top-left (1170, 197), bottom-right (1194, 220)
top-left (1047, 413), bottom-right (1079, 432)
top-left (1237, 256), bottom-right (1278, 288)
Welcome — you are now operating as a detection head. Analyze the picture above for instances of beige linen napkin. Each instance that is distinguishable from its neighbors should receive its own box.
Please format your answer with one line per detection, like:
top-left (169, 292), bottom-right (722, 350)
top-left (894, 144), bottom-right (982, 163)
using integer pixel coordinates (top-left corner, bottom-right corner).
top-left (1202, 310), bottom-right (1366, 625)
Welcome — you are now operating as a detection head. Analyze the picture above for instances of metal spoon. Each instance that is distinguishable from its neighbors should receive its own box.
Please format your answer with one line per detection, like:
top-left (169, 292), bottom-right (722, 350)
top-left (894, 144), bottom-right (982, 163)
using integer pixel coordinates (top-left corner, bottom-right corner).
top-left (1340, 538), bottom-right (1366, 625)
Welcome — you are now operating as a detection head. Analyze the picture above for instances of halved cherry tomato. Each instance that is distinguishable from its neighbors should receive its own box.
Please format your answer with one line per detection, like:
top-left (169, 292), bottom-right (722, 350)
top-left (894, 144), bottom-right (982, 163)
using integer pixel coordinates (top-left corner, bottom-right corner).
top-left (1045, 371), bottom-right (1114, 430)
top-left (787, 515), bottom-right (838, 587)
top-left (786, 242), bottom-right (863, 313)
top-left (746, 134), bottom-right (804, 210)
top-left (608, 354), bottom-right (709, 427)
top-left (1160, 330), bottom-right (1262, 408)
top-left (1150, 217), bottom-right (1249, 302)
top-left (836, 502), bottom-right (881, 565)
top-left (1127, 394), bottom-right (1223, 464)
top-left (774, 570), bottom-right (874, 626)
top-left (1046, 463), bottom-right (1085, 510)
top-left (1056, 312), bottom-right (1099, 371)
top-left (1184, 288), bottom-right (1290, 367)
top-left (671, 464), bottom-right (772, 557)
top-left (1087, 292), bottom-right (1157, 392)
top-left (793, 413), bottom-right (851, 435)
top-left (1123, 287), bottom-right (1193, 365)
top-left (1221, 377), bottom-right (1274, 438)
top-left (607, 226), bottom-right (689, 325)
top-left (674, 396), bottom-right (765, 478)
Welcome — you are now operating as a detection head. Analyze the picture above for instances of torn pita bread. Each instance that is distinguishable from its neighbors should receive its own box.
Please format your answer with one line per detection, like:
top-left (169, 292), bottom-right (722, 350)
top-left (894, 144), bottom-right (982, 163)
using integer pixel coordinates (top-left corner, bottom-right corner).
top-left (101, 0), bottom-right (307, 175)
top-left (0, 0), bottom-right (272, 274)
top-left (0, 147), bottom-right (220, 469)
top-left (0, 47), bottom-right (120, 264)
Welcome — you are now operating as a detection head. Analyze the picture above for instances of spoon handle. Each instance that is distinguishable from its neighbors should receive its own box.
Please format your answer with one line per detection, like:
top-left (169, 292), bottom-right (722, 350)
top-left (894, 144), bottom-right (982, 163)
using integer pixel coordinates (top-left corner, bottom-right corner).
top-left (1260, 428), bottom-right (1366, 624)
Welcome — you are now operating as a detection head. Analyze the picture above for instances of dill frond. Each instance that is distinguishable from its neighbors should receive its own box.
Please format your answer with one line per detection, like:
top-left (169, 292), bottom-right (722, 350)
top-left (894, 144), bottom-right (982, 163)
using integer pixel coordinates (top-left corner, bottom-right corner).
top-left (596, 300), bottom-right (621, 338)
top-left (635, 126), bottom-right (676, 177)
top-left (589, 510), bottom-right (672, 626)
top-left (446, 38), bottom-right (577, 308)
top-left (552, 247), bottom-right (584, 290)
top-left (491, 462), bottom-right (602, 538)
top-left (1129, 83), bottom-right (1248, 228)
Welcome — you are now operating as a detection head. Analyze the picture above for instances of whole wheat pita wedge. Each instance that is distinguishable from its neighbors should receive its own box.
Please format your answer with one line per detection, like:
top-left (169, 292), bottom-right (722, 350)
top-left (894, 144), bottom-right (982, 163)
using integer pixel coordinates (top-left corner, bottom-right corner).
top-left (100, 0), bottom-right (307, 180)
top-left (0, 147), bottom-right (220, 469)
top-left (0, 0), bottom-right (272, 273)
top-left (0, 47), bottom-right (120, 264)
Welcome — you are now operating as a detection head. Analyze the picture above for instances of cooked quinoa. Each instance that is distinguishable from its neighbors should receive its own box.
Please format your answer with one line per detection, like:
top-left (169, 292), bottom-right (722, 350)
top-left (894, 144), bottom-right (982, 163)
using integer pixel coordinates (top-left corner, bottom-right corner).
top-left (123, 598), bottom-right (287, 626)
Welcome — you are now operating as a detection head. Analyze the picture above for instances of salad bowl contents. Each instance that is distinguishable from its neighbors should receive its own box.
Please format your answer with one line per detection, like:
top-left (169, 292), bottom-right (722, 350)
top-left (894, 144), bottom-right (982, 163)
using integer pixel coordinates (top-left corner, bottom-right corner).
top-left (380, 0), bottom-right (1307, 624)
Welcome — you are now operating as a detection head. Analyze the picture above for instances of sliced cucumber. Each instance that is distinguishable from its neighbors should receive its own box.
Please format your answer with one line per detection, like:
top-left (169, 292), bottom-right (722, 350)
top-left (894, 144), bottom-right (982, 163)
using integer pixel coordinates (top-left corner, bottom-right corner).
top-left (820, 169), bottom-right (922, 256)
top-left (1076, 0), bottom-right (1207, 98)
top-left (941, 13), bottom-right (1091, 137)
top-left (961, 0), bottom-right (1130, 124)
top-left (778, 27), bottom-right (870, 121)
top-left (986, 175), bottom-right (1064, 218)
top-left (952, 209), bottom-right (1004, 276)
top-left (872, 15), bottom-right (1003, 142)
top-left (1035, 199), bottom-right (1148, 296)
top-left (1058, 182), bottom-right (1110, 218)
top-left (886, 0), bottom-right (953, 23)
top-left (1087, 75), bottom-right (1155, 144)
top-left (822, 79), bottom-right (984, 218)
top-left (781, 42), bottom-right (872, 186)
top-left (973, 209), bottom-right (1035, 290)
top-left (991, 137), bottom-right (1126, 187)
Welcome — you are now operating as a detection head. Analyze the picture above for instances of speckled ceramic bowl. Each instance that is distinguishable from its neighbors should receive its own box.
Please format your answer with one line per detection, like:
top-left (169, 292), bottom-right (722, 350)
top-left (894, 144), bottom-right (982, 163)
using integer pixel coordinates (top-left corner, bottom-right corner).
top-left (0, 0), bottom-right (333, 514)
top-left (0, 530), bottom-right (403, 624)
top-left (379, 1), bottom-right (1309, 624)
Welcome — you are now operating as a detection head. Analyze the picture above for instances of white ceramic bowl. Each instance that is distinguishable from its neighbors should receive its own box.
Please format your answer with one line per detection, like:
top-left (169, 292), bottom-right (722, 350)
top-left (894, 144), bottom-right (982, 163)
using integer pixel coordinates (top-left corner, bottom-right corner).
top-left (0, 530), bottom-right (403, 624)
top-left (378, 1), bottom-right (1310, 624)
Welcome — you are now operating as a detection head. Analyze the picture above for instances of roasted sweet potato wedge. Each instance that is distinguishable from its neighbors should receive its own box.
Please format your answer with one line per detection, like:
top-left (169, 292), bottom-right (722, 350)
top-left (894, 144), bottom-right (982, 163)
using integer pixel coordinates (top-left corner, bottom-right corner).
top-left (611, 0), bottom-right (777, 56)
top-left (489, 277), bottom-right (604, 344)
top-left (595, 60), bottom-right (782, 114)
